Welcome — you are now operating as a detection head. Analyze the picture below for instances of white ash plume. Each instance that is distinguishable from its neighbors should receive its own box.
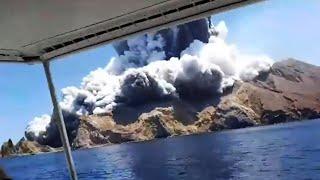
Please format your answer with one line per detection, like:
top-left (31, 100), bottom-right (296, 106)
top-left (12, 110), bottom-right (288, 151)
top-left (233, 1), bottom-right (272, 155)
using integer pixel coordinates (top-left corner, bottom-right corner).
top-left (26, 21), bottom-right (273, 145)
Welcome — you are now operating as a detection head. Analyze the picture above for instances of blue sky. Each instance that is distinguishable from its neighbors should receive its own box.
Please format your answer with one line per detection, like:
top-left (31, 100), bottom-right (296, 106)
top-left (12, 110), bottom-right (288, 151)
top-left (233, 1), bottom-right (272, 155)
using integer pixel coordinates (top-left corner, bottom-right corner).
top-left (1, 0), bottom-right (320, 144)
top-left (212, 0), bottom-right (320, 65)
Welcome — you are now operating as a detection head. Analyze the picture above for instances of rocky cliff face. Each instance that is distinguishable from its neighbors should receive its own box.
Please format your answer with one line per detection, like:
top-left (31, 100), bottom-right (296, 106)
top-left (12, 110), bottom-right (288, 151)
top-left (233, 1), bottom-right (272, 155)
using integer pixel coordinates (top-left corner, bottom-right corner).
top-left (72, 108), bottom-right (199, 148)
top-left (246, 59), bottom-right (320, 123)
top-left (72, 59), bottom-right (320, 148)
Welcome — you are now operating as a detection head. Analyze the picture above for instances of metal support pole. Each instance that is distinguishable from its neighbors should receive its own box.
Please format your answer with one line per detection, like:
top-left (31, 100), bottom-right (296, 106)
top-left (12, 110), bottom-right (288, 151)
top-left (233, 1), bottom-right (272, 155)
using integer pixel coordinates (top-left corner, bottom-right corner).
top-left (43, 61), bottom-right (78, 180)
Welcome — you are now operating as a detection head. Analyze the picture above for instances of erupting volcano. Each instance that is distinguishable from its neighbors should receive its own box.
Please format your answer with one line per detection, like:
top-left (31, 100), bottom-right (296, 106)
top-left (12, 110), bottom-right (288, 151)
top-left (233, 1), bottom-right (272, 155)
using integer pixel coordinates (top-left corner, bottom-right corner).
top-left (16, 18), bottom-right (319, 150)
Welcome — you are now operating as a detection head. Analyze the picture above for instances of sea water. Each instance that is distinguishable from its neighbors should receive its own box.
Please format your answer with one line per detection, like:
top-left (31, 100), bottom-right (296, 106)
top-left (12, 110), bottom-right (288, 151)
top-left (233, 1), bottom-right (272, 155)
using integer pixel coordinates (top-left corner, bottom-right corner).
top-left (1, 119), bottom-right (320, 179)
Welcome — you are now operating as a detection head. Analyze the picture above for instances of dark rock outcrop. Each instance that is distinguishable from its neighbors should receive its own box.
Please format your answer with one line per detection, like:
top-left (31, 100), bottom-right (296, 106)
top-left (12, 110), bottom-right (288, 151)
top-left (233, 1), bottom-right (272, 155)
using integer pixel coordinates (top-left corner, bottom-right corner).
top-left (1, 138), bottom-right (56, 157)
top-left (15, 138), bottom-right (55, 155)
top-left (1, 139), bottom-right (16, 157)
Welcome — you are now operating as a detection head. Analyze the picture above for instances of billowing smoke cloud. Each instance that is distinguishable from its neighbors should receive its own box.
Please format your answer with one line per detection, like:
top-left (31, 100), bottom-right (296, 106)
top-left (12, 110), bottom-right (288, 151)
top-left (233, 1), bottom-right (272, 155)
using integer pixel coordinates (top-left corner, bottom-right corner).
top-left (113, 18), bottom-right (210, 60)
top-left (107, 33), bottom-right (166, 75)
top-left (25, 114), bottom-right (51, 142)
top-left (25, 20), bottom-right (273, 146)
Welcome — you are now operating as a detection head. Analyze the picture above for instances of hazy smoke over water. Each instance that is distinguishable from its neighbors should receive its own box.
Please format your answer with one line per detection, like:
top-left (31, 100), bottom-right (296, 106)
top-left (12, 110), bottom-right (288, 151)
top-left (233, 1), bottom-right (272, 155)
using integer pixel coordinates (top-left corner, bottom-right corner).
top-left (25, 20), bottom-right (273, 146)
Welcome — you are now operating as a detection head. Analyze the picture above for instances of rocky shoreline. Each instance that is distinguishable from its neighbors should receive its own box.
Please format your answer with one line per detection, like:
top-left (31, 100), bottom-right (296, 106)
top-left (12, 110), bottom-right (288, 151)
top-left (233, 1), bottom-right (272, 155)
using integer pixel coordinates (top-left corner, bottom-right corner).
top-left (2, 59), bottom-right (320, 157)
top-left (1, 137), bottom-right (62, 158)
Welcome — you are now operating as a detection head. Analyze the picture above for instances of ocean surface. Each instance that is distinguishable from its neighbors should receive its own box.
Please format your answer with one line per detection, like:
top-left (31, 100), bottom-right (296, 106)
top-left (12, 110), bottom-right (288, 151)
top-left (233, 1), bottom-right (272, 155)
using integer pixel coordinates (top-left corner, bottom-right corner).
top-left (1, 119), bottom-right (320, 180)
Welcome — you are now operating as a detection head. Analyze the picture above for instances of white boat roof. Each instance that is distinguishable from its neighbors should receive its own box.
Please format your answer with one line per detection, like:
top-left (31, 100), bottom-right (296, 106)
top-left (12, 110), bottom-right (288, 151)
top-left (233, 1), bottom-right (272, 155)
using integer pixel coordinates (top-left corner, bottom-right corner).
top-left (0, 0), bottom-right (261, 63)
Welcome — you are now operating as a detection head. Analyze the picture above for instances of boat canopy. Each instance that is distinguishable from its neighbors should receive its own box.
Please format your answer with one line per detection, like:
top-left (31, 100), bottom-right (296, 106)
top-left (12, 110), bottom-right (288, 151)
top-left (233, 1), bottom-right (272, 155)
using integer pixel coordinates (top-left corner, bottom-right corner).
top-left (0, 0), bottom-right (261, 63)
